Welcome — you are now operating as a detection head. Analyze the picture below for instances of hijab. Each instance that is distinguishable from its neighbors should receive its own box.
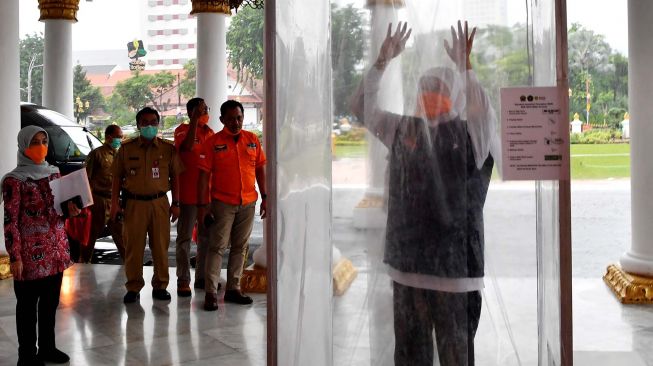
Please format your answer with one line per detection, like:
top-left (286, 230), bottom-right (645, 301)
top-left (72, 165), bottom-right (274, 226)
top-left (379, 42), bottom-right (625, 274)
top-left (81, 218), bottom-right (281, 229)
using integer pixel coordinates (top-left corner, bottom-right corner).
top-left (2, 126), bottom-right (59, 187)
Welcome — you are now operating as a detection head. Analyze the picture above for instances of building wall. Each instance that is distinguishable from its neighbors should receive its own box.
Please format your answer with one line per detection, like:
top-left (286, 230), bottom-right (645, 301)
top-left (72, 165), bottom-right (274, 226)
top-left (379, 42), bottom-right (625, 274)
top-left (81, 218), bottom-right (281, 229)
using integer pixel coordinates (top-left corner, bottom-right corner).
top-left (141, 0), bottom-right (196, 70)
top-left (461, 0), bottom-right (508, 27)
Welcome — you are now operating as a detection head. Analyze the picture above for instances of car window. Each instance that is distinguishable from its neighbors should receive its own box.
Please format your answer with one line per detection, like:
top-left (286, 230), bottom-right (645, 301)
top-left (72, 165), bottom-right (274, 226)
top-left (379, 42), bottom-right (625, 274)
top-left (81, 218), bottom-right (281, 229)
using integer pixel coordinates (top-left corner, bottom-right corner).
top-left (44, 126), bottom-right (101, 162)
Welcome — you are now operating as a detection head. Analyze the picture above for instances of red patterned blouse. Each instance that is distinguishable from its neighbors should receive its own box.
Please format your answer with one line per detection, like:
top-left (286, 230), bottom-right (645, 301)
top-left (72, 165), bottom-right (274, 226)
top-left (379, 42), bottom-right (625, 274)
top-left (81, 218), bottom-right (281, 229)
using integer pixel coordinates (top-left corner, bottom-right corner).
top-left (2, 174), bottom-right (73, 281)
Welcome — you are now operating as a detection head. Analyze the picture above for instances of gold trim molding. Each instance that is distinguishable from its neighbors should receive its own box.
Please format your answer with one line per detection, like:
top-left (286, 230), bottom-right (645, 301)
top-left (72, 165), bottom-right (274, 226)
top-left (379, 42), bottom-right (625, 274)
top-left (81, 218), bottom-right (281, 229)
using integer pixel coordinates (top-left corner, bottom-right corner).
top-left (191, 0), bottom-right (232, 15)
top-left (333, 258), bottom-right (358, 296)
top-left (355, 195), bottom-right (384, 209)
top-left (240, 258), bottom-right (359, 296)
top-left (366, 0), bottom-right (405, 7)
top-left (241, 265), bottom-right (267, 293)
top-left (604, 264), bottom-right (653, 304)
top-left (38, 0), bottom-right (80, 22)
top-left (0, 254), bottom-right (11, 280)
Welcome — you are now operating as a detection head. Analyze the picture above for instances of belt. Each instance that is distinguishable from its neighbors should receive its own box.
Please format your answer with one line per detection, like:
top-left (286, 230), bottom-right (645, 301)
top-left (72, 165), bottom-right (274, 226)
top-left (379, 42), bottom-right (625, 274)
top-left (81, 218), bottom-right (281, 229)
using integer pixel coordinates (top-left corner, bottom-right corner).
top-left (92, 191), bottom-right (112, 199)
top-left (123, 191), bottom-right (167, 201)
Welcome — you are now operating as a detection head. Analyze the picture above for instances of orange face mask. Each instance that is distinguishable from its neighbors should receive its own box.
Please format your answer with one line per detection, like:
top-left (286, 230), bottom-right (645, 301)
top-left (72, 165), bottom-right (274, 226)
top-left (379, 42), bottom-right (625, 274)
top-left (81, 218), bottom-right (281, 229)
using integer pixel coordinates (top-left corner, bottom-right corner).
top-left (417, 92), bottom-right (452, 120)
top-left (198, 114), bottom-right (210, 126)
top-left (24, 145), bottom-right (48, 164)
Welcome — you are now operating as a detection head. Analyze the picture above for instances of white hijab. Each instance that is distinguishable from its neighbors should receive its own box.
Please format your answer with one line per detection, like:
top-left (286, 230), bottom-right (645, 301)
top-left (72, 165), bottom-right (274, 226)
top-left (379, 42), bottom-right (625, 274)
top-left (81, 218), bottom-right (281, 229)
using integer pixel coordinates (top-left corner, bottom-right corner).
top-left (2, 126), bottom-right (59, 187)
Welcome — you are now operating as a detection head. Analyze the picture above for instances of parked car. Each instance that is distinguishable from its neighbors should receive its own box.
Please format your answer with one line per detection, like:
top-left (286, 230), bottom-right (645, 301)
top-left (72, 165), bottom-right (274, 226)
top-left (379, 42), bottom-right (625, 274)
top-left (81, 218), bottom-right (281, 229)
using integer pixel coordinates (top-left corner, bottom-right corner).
top-left (20, 103), bottom-right (103, 175)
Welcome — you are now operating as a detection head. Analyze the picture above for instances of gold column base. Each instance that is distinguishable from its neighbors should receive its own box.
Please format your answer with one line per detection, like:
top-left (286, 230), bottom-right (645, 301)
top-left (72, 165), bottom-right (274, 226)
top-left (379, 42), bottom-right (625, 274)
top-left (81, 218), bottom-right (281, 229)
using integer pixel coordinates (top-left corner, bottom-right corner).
top-left (355, 195), bottom-right (384, 209)
top-left (333, 258), bottom-right (358, 296)
top-left (603, 264), bottom-right (653, 304)
top-left (0, 254), bottom-right (11, 280)
top-left (240, 258), bottom-right (359, 296)
top-left (241, 265), bottom-right (267, 293)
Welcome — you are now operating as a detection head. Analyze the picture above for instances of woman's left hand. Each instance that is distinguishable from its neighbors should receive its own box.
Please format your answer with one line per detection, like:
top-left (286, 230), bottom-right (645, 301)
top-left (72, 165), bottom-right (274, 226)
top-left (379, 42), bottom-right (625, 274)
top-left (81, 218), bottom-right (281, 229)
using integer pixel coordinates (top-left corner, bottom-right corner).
top-left (67, 201), bottom-right (81, 217)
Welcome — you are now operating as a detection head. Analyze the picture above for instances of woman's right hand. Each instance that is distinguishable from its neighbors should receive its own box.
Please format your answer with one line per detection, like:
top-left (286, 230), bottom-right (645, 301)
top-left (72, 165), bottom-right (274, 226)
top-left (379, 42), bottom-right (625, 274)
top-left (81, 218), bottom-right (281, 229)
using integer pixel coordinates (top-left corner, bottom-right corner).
top-left (10, 261), bottom-right (23, 280)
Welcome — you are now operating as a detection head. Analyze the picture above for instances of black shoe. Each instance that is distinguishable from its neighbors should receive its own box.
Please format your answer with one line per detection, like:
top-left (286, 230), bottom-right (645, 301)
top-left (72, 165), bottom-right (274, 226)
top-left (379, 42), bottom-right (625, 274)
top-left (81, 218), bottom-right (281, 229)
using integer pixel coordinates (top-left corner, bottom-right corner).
top-left (224, 289), bottom-right (253, 305)
top-left (123, 291), bottom-right (140, 304)
top-left (152, 289), bottom-right (171, 301)
top-left (194, 279), bottom-right (205, 290)
top-left (37, 348), bottom-right (69, 364)
top-left (18, 356), bottom-right (44, 366)
top-left (204, 292), bottom-right (219, 311)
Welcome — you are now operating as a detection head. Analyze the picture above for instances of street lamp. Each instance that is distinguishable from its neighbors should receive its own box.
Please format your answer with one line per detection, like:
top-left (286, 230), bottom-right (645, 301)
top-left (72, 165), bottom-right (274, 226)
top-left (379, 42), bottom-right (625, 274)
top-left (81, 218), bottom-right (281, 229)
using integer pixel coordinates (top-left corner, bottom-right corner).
top-left (25, 55), bottom-right (43, 103)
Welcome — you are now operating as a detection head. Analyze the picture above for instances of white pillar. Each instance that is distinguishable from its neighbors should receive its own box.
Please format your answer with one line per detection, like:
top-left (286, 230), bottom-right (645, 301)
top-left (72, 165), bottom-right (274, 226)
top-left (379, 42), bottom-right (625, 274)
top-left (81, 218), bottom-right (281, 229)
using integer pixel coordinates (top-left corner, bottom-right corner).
top-left (197, 13), bottom-right (228, 131)
top-left (0, 0), bottom-right (20, 250)
top-left (42, 20), bottom-right (74, 119)
top-left (352, 3), bottom-right (403, 229)
top-left (0, 0), bottom-right (20, 175)
top-left (621, 1), bottom-right (653, 276)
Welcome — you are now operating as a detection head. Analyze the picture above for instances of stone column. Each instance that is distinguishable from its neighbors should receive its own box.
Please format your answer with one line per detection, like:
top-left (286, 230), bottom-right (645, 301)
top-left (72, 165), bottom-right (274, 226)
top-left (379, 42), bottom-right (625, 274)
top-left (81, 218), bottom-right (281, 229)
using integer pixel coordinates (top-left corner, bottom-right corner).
top-left (39, 0), bottom-right (79, 120)
top-left (604, 0), bottom-right (653, 303)
top-left (352, 0), bottom-right (404, 229)
top-left (0, 0), bottom-right (20, 258)
top-left (191, 0), bottom-right (229, 131)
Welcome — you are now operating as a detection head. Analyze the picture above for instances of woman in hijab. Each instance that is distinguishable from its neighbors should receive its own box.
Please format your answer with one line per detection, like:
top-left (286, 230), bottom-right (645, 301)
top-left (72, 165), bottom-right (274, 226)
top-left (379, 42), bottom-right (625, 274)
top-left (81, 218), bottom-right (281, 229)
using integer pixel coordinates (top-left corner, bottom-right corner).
top-left (2, 126), bottom-right (80, 366)
top-left (351, 21), bottom-right (499, 366)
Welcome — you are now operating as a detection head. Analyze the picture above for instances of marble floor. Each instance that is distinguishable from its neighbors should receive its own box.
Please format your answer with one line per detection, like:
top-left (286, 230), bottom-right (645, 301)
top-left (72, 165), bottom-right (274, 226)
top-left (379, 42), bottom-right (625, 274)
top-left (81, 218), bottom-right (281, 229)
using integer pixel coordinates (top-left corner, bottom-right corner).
top-left (0, 264), bottom-right (651, 365)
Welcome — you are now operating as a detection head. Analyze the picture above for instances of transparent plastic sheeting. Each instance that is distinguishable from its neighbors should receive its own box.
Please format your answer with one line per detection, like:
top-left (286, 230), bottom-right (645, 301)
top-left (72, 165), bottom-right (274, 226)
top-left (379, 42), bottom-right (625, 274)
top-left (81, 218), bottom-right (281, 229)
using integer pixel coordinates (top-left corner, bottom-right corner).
top-left (532, 2), bottom-right (564, 366)
top-left (274, 0), bottom-right (333, 365)
top-left (328, 0), bottom-right (559, 365)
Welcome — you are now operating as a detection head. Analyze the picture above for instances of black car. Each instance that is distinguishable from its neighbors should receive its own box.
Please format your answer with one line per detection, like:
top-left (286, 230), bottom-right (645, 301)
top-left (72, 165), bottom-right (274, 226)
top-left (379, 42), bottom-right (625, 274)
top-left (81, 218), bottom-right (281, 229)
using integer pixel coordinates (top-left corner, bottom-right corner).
top-left (20, 103), bottom-right (103, 175)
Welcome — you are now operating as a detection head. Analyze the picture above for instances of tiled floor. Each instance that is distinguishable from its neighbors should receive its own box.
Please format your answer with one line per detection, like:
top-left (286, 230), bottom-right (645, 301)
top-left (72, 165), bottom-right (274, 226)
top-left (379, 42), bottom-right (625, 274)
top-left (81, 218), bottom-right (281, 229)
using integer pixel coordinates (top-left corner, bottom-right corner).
top-left (1, 181), bottom-right (652, 365)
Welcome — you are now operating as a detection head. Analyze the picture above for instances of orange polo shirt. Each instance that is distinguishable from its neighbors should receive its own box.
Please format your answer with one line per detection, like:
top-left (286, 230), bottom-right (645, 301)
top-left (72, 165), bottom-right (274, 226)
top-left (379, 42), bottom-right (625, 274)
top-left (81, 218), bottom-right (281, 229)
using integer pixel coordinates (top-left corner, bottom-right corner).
top-left (174, 123), bottom-right (215, 204)
top-left (198, 129), bottom-right (266, 206)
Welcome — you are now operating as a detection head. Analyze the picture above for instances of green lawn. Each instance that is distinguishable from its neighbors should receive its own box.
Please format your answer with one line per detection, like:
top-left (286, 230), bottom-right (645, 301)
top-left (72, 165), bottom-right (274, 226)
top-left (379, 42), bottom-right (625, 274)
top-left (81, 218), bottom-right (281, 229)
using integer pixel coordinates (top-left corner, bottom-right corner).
top-left (334, 143), bottom-right (631, 179)
top-left (571, 143), bottom-right (630, 179)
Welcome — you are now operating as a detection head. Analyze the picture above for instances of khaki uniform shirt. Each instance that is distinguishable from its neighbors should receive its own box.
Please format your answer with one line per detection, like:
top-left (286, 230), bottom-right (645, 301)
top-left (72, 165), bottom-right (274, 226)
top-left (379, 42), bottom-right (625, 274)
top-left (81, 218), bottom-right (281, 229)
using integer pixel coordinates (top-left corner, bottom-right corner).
top-left (112, 137), bottom-right (184, 195)
top-left (85, 144), bottom-right (117, 195)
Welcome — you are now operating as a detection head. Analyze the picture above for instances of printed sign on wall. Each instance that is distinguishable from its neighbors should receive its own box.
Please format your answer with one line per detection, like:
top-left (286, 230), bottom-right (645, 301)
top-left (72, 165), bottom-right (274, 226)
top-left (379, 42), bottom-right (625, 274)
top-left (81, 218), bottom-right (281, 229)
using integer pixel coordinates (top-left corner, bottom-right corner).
top-left (501, 87), bottom-right (570, 180)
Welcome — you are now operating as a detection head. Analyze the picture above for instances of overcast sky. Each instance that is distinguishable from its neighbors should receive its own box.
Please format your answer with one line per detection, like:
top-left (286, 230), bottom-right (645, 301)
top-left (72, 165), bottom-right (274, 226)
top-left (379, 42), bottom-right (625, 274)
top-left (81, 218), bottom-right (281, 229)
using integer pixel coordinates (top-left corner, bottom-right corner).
top-left (18, 0), bottom-right (628, 55)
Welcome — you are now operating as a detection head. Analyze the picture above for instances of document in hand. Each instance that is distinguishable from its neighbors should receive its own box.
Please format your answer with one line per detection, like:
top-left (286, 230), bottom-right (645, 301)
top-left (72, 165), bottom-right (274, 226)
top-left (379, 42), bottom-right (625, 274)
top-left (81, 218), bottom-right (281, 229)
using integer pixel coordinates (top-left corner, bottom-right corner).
top-left (49, 168), bottom-right (94, 215)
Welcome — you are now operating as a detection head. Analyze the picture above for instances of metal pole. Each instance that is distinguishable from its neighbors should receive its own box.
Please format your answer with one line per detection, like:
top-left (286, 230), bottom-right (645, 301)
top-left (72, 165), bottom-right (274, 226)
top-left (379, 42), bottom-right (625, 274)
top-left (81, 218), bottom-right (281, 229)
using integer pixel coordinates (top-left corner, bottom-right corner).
top-left (264, 0), bottom-right (277, 365)
top-left (555, 0), bottom-right (573, 365)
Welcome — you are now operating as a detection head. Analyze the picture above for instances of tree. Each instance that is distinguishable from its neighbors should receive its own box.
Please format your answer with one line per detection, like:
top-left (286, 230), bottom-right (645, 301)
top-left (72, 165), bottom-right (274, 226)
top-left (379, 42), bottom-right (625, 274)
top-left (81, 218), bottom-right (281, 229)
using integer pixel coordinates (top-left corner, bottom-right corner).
top-left (113, 71), bottom-right (176, 112)
top-left (73, 64), bottom-right (105, 123)
top-left (331, 4), bottom-right (366, 117)
top-left (20, 33), bottom-right (44, 104)
top-left (106, 93), bottom-right (136, 126)
top-left (226, 7), bottom-right (264, 90)
top-left (179, 59), bottom-right (196, 98)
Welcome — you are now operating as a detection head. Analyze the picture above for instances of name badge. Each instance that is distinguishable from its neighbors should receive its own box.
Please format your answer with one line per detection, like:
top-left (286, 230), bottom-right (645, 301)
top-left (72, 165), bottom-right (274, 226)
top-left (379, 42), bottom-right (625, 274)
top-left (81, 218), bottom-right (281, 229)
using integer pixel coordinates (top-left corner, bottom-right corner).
top-left (152, 167), bottom-right (160, 179)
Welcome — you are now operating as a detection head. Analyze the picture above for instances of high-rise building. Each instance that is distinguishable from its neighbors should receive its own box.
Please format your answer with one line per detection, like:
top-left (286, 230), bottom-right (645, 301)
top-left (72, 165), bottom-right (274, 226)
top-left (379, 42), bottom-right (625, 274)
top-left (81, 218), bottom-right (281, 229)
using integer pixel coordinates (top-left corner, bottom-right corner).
top-left (460, 0), bottom-right (508, 27)
top-left (139, 0), bottom-right (197, 70)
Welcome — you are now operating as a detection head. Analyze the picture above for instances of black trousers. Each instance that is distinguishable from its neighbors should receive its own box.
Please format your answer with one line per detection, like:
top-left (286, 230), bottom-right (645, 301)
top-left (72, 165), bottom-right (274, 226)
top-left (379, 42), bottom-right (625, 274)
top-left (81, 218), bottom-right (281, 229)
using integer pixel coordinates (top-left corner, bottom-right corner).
top-left (393, 281), bottom-right (482, 366)
top-left (13, 272), bottom-right (63, 358)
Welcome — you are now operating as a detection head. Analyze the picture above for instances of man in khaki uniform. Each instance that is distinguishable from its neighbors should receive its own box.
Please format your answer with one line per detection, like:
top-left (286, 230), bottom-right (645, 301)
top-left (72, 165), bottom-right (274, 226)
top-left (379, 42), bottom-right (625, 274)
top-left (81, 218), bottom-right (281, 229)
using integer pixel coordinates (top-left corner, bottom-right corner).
top-left (110, 107), bottom-right (183, 303)
top-left (82, 124), bottom-right (125, 263)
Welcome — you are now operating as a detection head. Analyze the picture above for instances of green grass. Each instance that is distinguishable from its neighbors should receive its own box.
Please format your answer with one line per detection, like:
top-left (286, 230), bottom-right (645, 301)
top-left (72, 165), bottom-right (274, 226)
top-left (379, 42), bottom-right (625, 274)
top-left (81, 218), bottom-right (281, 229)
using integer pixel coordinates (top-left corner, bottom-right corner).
top-left (333, 142), bottom-right (631, 179)
top-left (571, 143), bottom-right (630, 179)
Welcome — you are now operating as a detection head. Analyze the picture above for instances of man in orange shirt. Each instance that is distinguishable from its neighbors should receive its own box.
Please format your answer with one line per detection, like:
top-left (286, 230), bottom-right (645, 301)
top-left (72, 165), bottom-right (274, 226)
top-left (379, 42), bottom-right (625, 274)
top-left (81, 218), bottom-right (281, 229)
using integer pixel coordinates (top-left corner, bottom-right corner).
top-left (198, 100), bottom-right (267, 311)
top-left (173, 97), bottom-right (215, 297)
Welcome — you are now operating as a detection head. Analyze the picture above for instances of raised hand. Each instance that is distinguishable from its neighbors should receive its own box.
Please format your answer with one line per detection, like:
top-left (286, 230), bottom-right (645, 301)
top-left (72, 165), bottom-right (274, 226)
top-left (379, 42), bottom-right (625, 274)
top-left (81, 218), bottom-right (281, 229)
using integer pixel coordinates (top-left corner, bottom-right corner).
top-left (375, 22), bottom-right (412, 68)
top-left (444, 20), bottom-right (476, 72)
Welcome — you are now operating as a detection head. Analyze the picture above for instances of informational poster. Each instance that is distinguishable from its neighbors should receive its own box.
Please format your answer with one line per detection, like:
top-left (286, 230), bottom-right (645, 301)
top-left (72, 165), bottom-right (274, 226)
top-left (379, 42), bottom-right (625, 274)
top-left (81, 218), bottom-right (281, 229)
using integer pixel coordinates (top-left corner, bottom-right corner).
top-left (501, 86), bottom-right (570, 180)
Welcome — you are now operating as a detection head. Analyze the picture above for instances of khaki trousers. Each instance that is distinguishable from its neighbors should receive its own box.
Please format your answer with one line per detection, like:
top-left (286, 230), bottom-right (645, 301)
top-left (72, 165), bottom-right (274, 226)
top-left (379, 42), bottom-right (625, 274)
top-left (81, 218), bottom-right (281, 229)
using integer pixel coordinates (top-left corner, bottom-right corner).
top-left (175, 203), bottom-right (209, 286)
top-left (205, 200), bottom-right (255, 293)
top-left (123, 196), bottom-right (170, 292)
top-left (82, 194), bottom-right (125, 263)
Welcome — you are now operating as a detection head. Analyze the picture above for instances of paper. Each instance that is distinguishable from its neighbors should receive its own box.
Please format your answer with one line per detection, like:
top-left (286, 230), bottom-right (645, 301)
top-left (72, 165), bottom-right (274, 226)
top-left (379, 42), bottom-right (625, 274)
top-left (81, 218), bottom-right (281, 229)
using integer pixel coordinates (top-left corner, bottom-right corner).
top-left (49, 168), bottom-right (94, 215)
top-left (501, 86), bottom-right (570, 180)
